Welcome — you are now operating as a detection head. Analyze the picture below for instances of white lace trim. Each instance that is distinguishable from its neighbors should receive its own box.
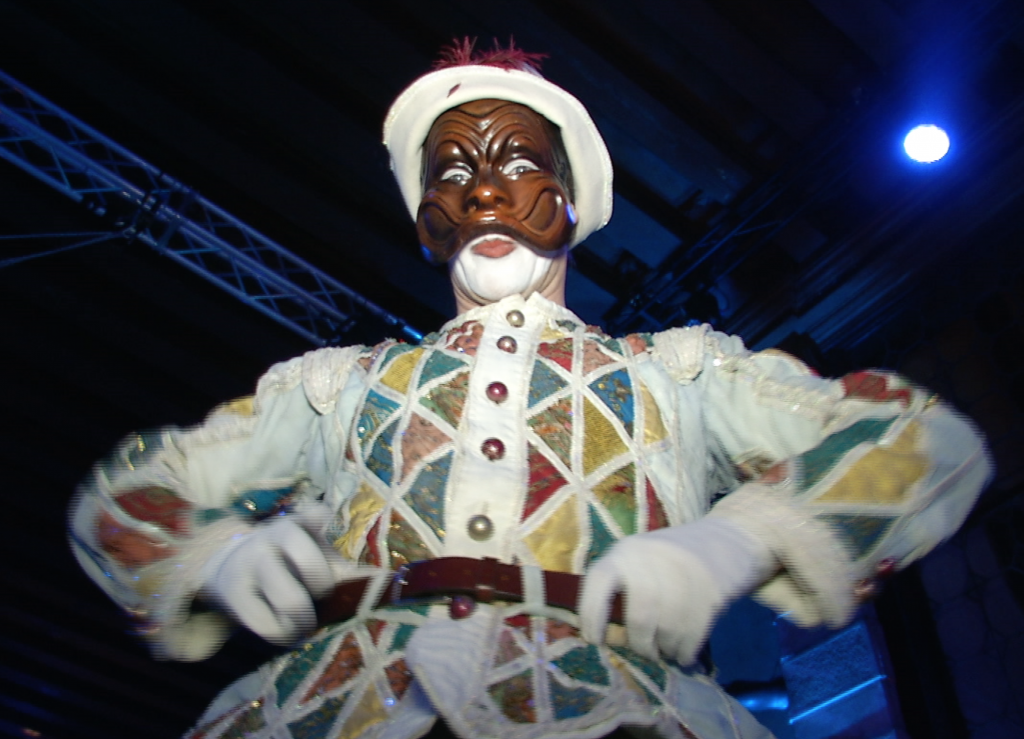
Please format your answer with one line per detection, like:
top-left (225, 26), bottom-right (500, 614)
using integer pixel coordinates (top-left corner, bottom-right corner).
top-left (708, 338), bottom-right (840, 423)
top-left (301, 346), bottom-right (362, 414)
top-left (651, 325), bottom-right (710, 383)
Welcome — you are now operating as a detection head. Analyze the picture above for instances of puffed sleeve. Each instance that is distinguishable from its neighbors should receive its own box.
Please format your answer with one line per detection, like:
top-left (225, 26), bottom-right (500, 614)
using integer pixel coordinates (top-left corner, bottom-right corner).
top-left (68, 346), bottom-right (362, 661)
top-left (660, 326), bottom-right (993, 630)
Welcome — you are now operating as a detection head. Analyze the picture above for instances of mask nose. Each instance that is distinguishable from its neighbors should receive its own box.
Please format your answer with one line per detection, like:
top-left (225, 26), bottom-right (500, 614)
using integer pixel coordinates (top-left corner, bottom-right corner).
top-left (465, 174), bottom-right (508, 212)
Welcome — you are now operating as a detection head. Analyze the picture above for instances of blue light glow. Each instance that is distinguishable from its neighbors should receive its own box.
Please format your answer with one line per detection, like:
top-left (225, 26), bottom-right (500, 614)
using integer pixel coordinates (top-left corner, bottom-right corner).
top-left (903, 124), bottom-right (950, 163)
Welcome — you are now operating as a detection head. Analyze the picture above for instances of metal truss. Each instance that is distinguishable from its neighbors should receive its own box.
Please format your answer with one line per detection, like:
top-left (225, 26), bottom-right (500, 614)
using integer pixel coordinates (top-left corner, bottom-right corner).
top-left (0, 68), bottom-right (421, 346)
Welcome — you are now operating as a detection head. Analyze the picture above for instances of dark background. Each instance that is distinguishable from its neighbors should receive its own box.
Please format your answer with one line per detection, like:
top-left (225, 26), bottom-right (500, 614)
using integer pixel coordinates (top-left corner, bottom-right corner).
top-left (1, 1), bottom-right (1023, 737)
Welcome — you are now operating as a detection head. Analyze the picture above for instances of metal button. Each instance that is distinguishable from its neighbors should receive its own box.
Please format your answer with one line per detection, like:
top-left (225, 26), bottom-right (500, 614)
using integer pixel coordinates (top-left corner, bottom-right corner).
top-left (506, 310), bottom-right (525, 327)
top-left (467, 514), bottom-right (494, 541)
top-left (481, 437), bottom-right (505, 460)
top-left (486, 381), bottom-right (509, 404)
top-left (497, 335), bottom-right (518, 353)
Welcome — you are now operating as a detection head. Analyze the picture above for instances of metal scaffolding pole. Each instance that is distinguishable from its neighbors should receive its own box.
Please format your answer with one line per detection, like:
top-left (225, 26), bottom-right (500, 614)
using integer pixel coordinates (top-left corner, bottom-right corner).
top-left (0, 68), bottom-right (421, 346)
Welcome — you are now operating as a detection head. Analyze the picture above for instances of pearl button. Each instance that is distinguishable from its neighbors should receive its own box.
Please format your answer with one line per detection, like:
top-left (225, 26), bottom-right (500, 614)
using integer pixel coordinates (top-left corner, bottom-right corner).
top-left (467, 514), bottom-right (494, 541)
top-left (486, 381), bottom-right (508, 404)
top-left (506, 310), bottom-right (525, 327)
top-left (481, 437), bottom-right (505, 460)
top-left (497, 335), bottom-right (518, 353)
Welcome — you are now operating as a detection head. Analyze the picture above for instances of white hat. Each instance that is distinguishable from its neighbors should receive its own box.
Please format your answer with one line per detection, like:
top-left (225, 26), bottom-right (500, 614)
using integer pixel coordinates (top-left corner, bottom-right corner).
top-left (383, 61), bottom-right (614, 248)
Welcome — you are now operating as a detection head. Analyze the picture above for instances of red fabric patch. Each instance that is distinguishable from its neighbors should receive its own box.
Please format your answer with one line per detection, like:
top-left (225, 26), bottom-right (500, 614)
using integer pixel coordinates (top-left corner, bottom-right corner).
top-left (445, 321), bottom-right (483, 356)
top-left (115, 487), bottom-right (191, 536)
top-left (302, 633), bottom-right (363, 701)
top-left (842, 371), bottom-right (912, 407)
top-left (645, 478), bottom-right (669, 531)
top-left (522, 446), bottom-right (567, 521)
top-left (360, 519), bottom-right (382, 568)
top-left (538, 338), bottom-right (574, 372)
top-left (366, 619), bottom-right (386, 645)
top-left (97, 511), bottom-right (176, 569)
top-left (504, 614), bottom-right (531, 632)
top-left (385, 658), bottom-right (414, 700)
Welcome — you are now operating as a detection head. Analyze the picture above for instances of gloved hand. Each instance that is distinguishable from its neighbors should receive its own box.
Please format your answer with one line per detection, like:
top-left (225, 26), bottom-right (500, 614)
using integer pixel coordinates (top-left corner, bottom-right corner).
top-left (200, 515), bottom-right (336, 645)
top-left (579, 516), bottom-right (777, 665)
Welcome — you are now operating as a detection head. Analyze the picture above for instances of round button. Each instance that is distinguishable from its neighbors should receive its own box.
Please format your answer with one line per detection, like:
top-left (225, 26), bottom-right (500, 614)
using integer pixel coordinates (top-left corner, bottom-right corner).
top-left (481, 437), bottom-right (505, 460)
top-left (486, 381), bottom-right (509, 404)
top-left (449, 594), bottom-right (476, 619)
top-left (497, 335), bottom-right (518, 354)
top-left (467, 514), bottom-right (494, 541)
top-left (506, 310), bottom-right (525, 327)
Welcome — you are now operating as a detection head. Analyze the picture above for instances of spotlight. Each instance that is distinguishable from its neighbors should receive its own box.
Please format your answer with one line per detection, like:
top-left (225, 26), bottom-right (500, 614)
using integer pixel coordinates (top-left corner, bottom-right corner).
top-left (903, 124), bottom-right (950, 163)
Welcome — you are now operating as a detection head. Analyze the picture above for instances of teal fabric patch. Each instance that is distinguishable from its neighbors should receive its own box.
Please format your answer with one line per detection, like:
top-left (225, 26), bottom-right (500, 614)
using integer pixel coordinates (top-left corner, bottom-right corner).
top-left (366, 420), bottom-right (397, 485)
top-left (552, 644), bottom-right (610, 686)
top-left (405, 451), bottom-right (453, 540)
top-left (391, 623), bottom-right (418, 651)
top-left (275, 638), bottom-right (333, 707)
top-left (556, 319), bottom-right (579, 333)
top-left (585, 506), bottom-right (617, 567)
top-left (417, 350), bottom-right (467, 388)
top-left (589, 368), bottom-right (634, 436)
top-left (820, 513), bottom-right (897, 559)
top-left (528, 360), bottom-right (568, 409)
top-left (610, 646), bottom-right (667, 692)
top-left (799, 417), bottom-right (898, 492)
top-left (196, 508), bottom-right (228, 525)
top-left (231, 486), bottom-right (293, 519)
top-left (286, 695), bottom-right (347, 739)
top-left (357, 390), bottom-right (401, 451)
top-left (549, 679), bottom-right (602, 720)
top-left (595, 336), bottom-right (625, 357)
top-left (381, 342), bottom-right (418, 365)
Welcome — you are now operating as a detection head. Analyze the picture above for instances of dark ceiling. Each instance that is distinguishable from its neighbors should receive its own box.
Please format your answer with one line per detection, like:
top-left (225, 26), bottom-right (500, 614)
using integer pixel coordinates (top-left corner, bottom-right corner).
top-left (2, 1), bottom-right (1024, 737)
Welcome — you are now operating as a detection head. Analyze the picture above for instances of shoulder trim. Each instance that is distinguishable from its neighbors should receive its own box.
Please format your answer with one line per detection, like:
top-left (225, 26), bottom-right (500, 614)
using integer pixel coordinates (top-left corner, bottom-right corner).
top-left (301, 346), bottom-right (362, 414)
top-left (651, 324), bottom-right (710, 383)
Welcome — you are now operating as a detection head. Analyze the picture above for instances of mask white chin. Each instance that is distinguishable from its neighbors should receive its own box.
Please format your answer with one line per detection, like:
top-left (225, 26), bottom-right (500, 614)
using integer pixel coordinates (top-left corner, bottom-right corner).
top-left (451, 241), bottom-right (554, 303)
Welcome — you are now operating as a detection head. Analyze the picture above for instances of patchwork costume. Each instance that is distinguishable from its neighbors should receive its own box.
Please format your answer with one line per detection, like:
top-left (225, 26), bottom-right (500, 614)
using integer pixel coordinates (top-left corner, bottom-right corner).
top-left (71, 293), bottom-right (990, 739)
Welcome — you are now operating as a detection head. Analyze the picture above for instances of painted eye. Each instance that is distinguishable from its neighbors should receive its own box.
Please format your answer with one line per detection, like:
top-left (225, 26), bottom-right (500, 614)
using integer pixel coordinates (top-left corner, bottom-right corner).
top-left (440, 166), bottom-right (471, 185)
top-left (502, 158), bottom-right (539, 177)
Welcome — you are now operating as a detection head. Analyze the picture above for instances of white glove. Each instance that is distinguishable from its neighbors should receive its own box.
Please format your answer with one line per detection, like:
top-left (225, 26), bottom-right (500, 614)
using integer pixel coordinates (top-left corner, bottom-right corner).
top-left (200, 515), bottom-right (336, 645)
top-left (579, 517), bottom-right (777, 665)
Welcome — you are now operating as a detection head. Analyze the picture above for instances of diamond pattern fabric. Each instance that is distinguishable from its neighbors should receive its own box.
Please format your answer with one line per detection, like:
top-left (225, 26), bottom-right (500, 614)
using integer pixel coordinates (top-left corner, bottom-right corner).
top-left (404, 451), bottom-right (452, 540)
top-left (527, 360), bottom-right (568, 409)
top-left (592, 463), bottom-right (637, 536)
top-left (419, 372), bottom-right (469, 429)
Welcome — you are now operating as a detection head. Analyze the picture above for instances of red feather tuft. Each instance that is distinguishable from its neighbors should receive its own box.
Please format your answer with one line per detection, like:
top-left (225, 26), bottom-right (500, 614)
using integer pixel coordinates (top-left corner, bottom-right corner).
top-left (433, 37), bottom-right (548, 73)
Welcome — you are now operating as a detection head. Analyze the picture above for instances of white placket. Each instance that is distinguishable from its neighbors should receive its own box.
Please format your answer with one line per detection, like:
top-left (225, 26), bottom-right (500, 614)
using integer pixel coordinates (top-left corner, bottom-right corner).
top-left (443, 296), bottom-right (543, 560)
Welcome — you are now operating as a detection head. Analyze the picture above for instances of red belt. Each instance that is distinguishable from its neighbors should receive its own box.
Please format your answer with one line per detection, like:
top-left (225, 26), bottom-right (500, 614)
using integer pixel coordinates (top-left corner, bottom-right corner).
top-left (316, 557), bottom-right (625, 626)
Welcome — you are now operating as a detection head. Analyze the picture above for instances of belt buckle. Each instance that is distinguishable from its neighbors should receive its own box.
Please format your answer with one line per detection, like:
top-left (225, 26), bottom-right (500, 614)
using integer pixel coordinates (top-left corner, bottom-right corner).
top-left (389, 564), bottom-right (410, 604)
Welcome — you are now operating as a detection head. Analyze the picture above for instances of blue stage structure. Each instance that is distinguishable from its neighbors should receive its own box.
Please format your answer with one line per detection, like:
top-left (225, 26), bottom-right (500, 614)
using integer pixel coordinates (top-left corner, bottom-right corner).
top-left (0, 68), bottom-right (422, 346)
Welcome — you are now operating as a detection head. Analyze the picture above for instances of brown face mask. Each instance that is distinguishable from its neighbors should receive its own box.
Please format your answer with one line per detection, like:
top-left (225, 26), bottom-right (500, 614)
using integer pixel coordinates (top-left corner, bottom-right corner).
top-left (416, 99), bottom-right (576, 265)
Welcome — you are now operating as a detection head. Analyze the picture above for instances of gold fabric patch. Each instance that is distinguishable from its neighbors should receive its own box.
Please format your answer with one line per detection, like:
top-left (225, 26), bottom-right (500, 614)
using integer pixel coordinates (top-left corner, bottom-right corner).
top-left (583, 398), bottom-right (627, 476)
top-left (379, 348), bottom-right (424, 395)
top-left (540, 325), bottom-right (564, 342)
top-left (212, 396), bottom-right (255, 417)
top-left (524, 495), bottom-right (579, 571)
top-left (815, 422), bottom-right (927, 506)
top-left (640, 384), bottom-right (668, 444)
top-left (337, 685), bottom-right (387, 739)
top-left (335, 485), bottom-right (384, 559)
